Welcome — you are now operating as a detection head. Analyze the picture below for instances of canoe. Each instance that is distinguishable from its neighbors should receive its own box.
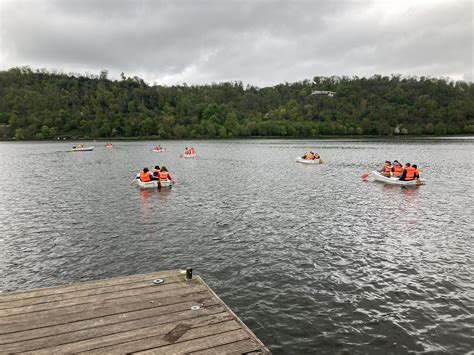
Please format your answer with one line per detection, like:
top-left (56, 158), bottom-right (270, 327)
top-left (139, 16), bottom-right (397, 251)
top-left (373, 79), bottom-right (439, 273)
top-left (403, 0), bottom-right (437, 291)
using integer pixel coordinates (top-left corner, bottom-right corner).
top-left (182, 153), bottom-right (196, 158)
top-left (71, 147), bottom-right (94, 152)
top-left (296, 157), bottom-right (320, 164)
top-left (152, 149), bottom-right (164, 153)
top-left (136, 177), bottom-right (172, 189)
top-left (372, 171), bottom-right (425, 186)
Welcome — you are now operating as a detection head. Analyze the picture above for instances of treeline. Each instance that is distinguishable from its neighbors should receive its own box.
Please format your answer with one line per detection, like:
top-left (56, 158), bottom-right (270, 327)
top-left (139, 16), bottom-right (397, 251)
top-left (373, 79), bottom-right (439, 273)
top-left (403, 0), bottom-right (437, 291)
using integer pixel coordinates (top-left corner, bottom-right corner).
top-left (0, 66), bottom-right (473, 140)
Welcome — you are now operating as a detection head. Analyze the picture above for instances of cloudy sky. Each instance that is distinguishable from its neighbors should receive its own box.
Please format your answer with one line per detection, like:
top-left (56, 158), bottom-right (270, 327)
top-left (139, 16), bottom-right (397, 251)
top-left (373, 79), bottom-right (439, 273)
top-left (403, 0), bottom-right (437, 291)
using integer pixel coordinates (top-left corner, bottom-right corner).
top-left (0, 0), bottom-right (472, 86)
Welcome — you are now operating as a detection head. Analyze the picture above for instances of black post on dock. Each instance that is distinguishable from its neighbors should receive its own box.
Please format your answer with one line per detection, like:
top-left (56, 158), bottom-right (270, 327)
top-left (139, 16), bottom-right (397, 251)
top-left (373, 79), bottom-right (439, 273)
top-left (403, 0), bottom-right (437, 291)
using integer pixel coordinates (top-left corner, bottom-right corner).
top-left (186, 267), bottom-right (193, 280)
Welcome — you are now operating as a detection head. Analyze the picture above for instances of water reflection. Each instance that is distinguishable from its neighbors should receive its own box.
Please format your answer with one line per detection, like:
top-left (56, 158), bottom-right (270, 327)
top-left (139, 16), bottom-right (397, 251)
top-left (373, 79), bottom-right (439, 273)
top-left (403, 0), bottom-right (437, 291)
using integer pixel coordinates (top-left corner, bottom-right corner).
top-left (139, 189), bottom-right (153, 218)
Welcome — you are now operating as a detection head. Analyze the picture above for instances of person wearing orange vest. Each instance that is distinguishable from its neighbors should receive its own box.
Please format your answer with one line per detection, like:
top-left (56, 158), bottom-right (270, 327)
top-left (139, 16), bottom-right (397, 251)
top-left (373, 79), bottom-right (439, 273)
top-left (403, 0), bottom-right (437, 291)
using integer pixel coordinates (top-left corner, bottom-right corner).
top-left (159, 166), bottom-right (173, 182)
top-left (381, 161), bottom-right (392, 176)
top-left (138, 167), bottom-right (153, 182)
top-left (391, 160), bottom-right (403, 177)
top-left (412, 164), bottom-right (420, 179)
top-left (399, 163), bottom-right (417, 181)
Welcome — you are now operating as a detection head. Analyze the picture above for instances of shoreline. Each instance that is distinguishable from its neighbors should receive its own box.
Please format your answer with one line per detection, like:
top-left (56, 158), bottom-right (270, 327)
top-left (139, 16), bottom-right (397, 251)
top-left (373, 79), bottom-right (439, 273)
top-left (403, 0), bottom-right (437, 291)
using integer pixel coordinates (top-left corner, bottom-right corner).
top-left (1, 134), bottom-right (474, 142)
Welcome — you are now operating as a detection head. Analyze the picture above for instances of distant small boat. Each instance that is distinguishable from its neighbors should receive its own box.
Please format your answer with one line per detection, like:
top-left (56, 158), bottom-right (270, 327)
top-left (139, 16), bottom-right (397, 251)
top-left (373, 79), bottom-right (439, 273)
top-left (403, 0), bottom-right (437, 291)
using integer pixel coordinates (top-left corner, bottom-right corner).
top-left (105, 143), bottom-right (113, 148)
top-left (372, 171), bottom-right (425, 186)
top-left (71, 146), bottom-right (94, 152)
top-left (152, 148), bottom-right (164, 153)
top-left (296, 157), bottom-right (320, 164)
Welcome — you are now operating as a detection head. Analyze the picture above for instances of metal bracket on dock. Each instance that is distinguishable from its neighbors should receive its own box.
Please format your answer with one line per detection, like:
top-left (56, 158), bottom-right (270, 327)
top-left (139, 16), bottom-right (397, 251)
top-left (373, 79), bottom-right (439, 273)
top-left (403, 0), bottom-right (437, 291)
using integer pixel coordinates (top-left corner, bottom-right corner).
top-left (152, 278), bottom-right (164, 285)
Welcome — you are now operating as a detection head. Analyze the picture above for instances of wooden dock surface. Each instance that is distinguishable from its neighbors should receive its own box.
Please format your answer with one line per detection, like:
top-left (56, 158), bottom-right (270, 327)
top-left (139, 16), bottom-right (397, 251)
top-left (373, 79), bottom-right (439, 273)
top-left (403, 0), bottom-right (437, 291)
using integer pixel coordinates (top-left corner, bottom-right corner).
top-left (0, 269), bottom-right (269, 354)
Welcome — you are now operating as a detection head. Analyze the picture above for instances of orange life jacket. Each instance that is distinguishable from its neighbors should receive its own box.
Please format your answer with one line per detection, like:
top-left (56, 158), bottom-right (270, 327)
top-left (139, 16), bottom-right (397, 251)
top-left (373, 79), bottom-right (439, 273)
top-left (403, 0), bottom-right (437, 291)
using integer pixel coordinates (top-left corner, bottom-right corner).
top-left (383, 165), bottom-right (392, 174)
top-left (140, 171), bottom-right (151, 182)
top-left (392, 165), bottom-right (403, 176)
top-left (414, 169), bottom-right (420, 178)
top-left (306, 153), bottom-right (314, 160)
top-left (159, 171), bottom-right (170, 181)
top-left (404, 166), bottom-right (416, 180)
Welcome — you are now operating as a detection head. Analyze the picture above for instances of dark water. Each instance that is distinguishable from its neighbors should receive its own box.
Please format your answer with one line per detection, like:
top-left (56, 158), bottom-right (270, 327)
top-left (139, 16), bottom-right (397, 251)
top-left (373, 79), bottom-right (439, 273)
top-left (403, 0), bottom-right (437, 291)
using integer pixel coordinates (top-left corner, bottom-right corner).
top-left (0, 139), bottom-right (473, 354)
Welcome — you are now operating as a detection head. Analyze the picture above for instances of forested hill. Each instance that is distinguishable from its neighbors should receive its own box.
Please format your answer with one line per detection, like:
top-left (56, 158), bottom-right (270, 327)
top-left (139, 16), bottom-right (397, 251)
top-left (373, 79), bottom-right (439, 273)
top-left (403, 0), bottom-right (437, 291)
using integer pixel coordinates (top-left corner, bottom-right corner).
top-left (0, 67), bottom-right (473, 140)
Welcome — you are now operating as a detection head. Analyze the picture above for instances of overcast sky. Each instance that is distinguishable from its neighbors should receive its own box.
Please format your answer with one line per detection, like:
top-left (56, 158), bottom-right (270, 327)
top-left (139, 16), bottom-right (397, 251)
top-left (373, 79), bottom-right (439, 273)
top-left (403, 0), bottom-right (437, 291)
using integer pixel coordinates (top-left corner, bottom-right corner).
top-left (0, 0), bottom-right (472, 86)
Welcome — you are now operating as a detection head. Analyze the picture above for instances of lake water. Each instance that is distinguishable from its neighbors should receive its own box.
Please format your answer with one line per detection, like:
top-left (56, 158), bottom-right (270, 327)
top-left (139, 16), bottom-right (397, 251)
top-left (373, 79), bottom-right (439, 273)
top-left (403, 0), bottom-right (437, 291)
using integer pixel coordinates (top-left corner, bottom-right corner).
top-left (0, 138), bottom-right (473, 354)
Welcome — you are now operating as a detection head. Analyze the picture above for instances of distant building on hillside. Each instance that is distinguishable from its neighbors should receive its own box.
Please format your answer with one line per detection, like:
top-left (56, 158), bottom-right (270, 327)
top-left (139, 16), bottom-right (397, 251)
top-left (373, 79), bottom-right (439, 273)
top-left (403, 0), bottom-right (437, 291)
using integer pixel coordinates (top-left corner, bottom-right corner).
top-left (311, 90), bottom-right (336, 97)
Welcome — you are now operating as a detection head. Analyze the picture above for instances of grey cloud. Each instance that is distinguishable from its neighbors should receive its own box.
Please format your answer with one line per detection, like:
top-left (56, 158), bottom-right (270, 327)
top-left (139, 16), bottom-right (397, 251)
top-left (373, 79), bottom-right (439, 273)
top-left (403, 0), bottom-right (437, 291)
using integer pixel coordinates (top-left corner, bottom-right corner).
top-left (0, 0), bottom-right (472, 86)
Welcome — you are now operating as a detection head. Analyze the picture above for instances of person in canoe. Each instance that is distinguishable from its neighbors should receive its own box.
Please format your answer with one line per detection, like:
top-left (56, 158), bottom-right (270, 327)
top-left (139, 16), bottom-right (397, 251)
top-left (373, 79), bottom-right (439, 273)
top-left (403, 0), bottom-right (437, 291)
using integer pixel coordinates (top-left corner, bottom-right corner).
top-left (190, 147), bottom-right (196, 154)
top-left (303, 152), bottom-right (314, 160)
top-left (152, 165), bottom-right (161, 179)
top-left (158, 166), bottom-right (173, 183)
top-left (391, 160), bottom-right (403, 177)
top-left (412, 165), bottom-right (420, 179)
top-left (137, 167), bottom-right (154, 182)
top-left (399, 163), bottom-right (419, 181)
top-left (380, 161), bottom-right (393, 176)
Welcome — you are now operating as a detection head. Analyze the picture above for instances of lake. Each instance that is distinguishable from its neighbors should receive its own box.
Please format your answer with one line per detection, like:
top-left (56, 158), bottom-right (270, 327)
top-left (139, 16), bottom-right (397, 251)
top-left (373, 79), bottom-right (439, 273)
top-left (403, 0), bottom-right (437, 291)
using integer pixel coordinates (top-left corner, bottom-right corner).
top-left (0, 138), bottom-right (473, 354)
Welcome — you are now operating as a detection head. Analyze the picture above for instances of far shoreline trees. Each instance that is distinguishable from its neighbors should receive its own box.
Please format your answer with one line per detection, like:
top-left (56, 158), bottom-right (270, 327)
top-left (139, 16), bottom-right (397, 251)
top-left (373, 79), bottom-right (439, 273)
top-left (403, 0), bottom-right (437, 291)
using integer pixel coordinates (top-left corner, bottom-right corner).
top-left (0, 67), bottom-right (472, 140)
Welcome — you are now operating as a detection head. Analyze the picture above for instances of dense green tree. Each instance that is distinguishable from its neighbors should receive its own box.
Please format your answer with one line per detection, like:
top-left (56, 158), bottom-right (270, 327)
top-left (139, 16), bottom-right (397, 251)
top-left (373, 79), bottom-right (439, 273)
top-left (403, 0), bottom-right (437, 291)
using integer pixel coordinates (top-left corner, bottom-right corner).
top-left (0, 67), bottom-right (472, 139)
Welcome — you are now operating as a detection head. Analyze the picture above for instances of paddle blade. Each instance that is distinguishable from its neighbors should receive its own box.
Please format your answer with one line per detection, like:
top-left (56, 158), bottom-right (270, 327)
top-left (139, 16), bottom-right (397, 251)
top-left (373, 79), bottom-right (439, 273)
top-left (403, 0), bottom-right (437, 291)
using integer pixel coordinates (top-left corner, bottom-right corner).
top-left (361, 172), bottom-right (370, 180)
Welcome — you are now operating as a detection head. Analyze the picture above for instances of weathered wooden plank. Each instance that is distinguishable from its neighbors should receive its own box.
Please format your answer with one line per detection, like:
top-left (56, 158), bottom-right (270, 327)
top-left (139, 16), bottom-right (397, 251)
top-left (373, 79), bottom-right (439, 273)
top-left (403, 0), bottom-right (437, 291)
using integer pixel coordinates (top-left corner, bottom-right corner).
top-left (7, 310), bottom-right (231, 353)
top-left (0, 276), bottom-right (189, 317)
top-left (0, 270), bottom-right (184, 303)
top-left (0, 283), bottom-right (205, 327)
top-left (84, 321), bottom-right (243, 354)
top-left (0, 275), bottom-right (185, 311)
top-left (190, 339), bottom-right (263, 354)
top-left (0, 289), bottom-right (213, 337)
top-left (134, 329), bottom-right (250, 355)
top-left (0, 295), bottom-right (219, 348)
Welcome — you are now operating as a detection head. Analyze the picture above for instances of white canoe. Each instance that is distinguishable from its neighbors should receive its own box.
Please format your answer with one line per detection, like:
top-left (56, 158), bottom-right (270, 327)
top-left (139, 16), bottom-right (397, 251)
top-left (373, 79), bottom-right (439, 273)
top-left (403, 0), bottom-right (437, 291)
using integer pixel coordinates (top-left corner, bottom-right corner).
top-left (136, 178), bottom-right (172, 189)
top-left (71, 147), bottom-right (94, 152)
top-left (182, 153), bottom-right (196, 158)
top-left (152, 149), bottom-right (164, 153)
top-left (372, 171), bottom-right (425, 186)
top-left (296, 157), bottom-right (320, 164)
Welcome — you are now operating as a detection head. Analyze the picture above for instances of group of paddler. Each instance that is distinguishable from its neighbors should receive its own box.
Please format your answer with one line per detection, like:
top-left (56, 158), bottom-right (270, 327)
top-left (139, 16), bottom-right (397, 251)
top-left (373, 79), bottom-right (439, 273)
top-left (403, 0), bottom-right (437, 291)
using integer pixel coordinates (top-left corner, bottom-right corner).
top-left (301, 151), bottom-right (320, 160)
top-left (137, 165), bottom-right (173, 184)
top-left (381, 160), bottom-right (421, 181)
top-left (184, 147), bottom-right (196, 155)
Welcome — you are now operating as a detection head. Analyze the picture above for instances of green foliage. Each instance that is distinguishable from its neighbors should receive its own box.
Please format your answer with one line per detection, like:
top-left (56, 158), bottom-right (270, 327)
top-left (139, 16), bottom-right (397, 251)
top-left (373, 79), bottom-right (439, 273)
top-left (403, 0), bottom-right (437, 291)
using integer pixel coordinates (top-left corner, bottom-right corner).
top-left (0, 67), bottom-right (473, 140)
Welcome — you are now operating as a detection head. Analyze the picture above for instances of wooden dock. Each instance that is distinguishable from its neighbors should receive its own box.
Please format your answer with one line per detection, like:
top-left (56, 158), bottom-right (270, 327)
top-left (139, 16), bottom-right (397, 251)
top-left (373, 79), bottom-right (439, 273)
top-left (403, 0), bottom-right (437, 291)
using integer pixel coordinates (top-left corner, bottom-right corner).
top-left (0, 269), bottom-right (269, 354)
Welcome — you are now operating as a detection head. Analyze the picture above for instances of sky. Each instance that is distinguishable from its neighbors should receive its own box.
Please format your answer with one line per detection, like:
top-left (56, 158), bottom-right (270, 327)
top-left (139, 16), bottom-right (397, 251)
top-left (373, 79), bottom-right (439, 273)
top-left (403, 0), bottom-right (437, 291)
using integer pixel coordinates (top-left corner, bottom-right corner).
top-left (0, 0), bottom-right (472, 87)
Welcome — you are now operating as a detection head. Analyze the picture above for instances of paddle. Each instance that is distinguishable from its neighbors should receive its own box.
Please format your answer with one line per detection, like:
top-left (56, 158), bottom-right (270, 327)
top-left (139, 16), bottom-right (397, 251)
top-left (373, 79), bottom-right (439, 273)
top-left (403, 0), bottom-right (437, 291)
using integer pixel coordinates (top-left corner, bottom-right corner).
top-left (361, 172), bottom-right (370, 181)
top-left (129, 177), bottom-right (137, 185)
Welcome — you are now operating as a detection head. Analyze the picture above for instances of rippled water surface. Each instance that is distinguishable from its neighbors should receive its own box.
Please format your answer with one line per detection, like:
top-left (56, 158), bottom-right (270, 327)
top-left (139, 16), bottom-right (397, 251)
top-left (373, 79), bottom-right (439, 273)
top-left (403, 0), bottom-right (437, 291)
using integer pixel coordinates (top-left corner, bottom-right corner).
top-left (0, 139), bottom-right (473, 354)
